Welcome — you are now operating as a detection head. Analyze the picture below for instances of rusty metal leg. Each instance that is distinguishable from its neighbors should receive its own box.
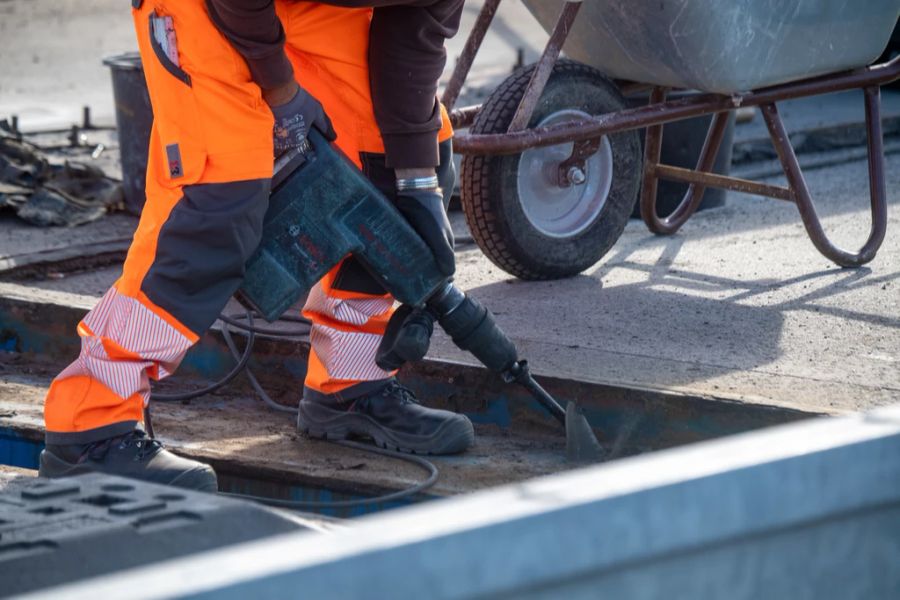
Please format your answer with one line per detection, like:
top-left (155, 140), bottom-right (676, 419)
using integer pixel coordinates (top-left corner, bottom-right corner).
top-left (441, 0), bottom-right (502, 111)
top-left (639, 87), bottom-right (667, 231)
top-left (507, 0), bottom-right (582, 132)
top-left (641, 95), bottom-right (731, 235)
top-left (862, 86), bottom-right (890, 260)
top-left (761, 93), bottom-right (888, 267)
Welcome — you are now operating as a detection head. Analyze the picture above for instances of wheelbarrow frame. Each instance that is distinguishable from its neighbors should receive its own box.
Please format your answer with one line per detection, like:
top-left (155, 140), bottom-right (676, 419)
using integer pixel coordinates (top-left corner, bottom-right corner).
top-left (446, 0), bottom-right (900, 267)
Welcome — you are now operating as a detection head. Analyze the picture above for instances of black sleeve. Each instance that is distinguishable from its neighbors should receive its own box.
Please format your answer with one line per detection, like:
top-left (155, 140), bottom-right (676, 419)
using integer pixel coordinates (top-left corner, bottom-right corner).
top-left (206, 0), bottom-right (294, 90)
top-left (368, 0), bottom-right (465, 168)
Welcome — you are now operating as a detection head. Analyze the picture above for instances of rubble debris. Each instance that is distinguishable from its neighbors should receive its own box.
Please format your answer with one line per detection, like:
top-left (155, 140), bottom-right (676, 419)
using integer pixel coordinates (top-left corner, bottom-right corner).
top-left (0, 123), bottom-right (122, 227)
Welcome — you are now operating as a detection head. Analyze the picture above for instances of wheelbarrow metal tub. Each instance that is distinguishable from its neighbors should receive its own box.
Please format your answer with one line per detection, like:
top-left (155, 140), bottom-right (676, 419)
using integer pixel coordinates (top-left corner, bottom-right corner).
top-left (522, 0), bottom-right (900, 94)
top-left (448, 0), bottom-right (900, 273)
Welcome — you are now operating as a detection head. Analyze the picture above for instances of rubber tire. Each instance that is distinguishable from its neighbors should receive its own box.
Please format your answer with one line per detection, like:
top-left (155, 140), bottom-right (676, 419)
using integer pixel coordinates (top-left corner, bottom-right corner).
top-left (460, 60), bottom-right (641, 280)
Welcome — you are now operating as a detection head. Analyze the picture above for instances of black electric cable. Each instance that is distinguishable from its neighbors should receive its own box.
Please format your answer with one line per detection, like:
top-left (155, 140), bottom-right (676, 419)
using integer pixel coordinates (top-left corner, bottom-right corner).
top-left (150, 312), bottom-right (257, 403)
top-left (147, 308), bottom-right (441, 510)
top-left (218, 312), bottom-right (312, 337)
top-left (220, 323), bottom-right (297, 414)
top-left (221, 440), bottom-right (439, 509)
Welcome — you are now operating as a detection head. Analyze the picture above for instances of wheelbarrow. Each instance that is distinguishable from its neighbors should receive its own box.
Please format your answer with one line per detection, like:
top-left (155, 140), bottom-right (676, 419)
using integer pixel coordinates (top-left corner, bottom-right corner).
top-left (446, 0), bottom-right (900, 280)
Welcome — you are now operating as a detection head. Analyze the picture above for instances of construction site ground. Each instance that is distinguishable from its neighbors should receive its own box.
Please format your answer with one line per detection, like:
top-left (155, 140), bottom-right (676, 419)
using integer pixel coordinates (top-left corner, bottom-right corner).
top-left (0, 0), bottom-right (898, 501)
top-left (5, 147), bottom-right (898, 416)
top-left (2, 148), bottom-right (897, 502)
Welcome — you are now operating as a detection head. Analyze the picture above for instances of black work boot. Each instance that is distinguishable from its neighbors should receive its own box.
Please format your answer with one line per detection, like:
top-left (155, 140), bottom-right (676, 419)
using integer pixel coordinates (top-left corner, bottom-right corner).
top-left (39, 430), bottom-right (218, 492)
top-left (297, 379), bottom-right (475, 455)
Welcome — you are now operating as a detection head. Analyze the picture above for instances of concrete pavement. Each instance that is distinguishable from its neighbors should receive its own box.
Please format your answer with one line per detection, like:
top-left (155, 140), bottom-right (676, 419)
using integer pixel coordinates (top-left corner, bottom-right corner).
top-left (445, 150), bottom-right (900, 414)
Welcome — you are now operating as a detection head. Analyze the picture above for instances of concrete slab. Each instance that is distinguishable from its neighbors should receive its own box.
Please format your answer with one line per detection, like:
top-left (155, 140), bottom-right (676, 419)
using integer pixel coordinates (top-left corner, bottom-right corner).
top-left (443, 151), bottom-right (900, 415)
top-left (0, 282), bottom-right (813, 470)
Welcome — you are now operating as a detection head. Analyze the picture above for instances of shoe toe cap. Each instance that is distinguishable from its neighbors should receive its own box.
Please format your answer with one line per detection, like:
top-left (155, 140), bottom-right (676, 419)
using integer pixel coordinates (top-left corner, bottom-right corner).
top-left (169, 464), bottom-right (218, 493)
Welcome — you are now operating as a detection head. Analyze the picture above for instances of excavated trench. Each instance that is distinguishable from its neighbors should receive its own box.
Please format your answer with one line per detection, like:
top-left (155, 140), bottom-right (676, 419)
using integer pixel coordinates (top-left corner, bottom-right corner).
top-left (0, 260), bottom-right (819, 518)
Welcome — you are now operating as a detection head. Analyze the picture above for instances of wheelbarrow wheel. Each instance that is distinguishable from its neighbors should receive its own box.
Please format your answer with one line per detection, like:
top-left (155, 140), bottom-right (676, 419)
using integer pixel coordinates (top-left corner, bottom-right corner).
top-left (460, 60), bottom-right (640, 280)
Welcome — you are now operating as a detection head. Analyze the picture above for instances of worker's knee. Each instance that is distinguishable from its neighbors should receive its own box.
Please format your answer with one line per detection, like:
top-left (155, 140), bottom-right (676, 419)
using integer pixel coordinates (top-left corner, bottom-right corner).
top-left (141, 178), bottom-right (271, 334)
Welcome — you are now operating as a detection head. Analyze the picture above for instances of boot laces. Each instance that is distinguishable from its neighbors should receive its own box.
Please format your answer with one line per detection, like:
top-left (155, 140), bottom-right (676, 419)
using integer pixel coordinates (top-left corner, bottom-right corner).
top-left (383, 380), bottom-right (420, 405)
top-left (346, 380), bottom-right (420, 412)
top-left (83, 430), bottom-right (162, 462)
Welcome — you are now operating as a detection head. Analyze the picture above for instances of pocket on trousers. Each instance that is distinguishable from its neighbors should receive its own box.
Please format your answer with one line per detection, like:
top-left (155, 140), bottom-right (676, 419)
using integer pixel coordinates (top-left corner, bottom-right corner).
top-left (147, 13), bottom-right (192, 88)
top-left (136, 7), bottom-right (208, 188)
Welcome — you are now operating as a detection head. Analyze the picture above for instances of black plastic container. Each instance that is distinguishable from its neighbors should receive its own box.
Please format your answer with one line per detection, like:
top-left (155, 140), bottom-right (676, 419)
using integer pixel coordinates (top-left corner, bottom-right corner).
top-left (103, 52), bottom-right (153, 215)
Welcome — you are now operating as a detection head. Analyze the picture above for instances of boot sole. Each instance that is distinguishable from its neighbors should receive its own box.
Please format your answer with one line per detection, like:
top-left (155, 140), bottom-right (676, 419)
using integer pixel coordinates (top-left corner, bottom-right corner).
top-left (38, 450), bottom-right (218, 493)
top-left (297, 401), bottom-right (475, 455)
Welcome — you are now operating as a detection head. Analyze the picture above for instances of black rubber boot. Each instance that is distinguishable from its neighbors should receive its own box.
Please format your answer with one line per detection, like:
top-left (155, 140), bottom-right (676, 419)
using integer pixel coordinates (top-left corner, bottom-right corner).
top-left (39, 430), bottom-right (218, 492)
top-left (297, 379), bottom-right (475, 455)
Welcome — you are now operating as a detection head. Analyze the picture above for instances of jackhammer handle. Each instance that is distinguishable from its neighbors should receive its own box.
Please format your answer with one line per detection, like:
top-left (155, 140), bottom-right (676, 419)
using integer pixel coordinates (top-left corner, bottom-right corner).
top-left (271, 145), bottom-right (309, 189)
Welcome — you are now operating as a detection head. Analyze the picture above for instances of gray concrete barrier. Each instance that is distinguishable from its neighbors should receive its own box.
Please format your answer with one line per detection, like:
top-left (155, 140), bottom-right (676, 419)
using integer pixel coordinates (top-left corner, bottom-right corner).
top-left (34, 404), bottom-right (900, 599)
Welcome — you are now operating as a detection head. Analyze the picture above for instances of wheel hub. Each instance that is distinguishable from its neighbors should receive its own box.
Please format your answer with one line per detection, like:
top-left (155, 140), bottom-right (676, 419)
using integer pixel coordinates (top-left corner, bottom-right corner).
top-left (516, 109), bottom-right (614, 239)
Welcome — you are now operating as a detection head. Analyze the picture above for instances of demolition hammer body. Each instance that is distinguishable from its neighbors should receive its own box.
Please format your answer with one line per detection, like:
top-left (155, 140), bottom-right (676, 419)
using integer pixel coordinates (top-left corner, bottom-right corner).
top-left (238, 130), bottom-right (600, 458)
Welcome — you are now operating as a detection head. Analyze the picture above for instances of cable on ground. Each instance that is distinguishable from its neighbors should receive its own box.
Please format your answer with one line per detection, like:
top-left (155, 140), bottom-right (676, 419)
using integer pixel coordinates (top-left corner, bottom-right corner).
top-left (148, 308), bottom-right (440, 511)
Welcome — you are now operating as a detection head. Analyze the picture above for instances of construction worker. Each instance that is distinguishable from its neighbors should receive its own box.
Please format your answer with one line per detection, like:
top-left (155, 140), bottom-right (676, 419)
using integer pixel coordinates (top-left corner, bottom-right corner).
top-left (39, 0), bottom-right (473, 491)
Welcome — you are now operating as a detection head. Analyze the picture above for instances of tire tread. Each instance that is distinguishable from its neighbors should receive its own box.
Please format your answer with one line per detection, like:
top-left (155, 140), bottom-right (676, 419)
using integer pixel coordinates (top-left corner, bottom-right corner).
top-left (460, 60), bottom-right (638, 280)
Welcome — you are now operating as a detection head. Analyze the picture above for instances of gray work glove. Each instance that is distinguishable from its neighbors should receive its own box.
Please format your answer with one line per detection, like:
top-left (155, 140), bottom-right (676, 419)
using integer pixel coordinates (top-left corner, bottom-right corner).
top-left (271, 86), bottom-right (336, 156)
top-left (395, 187), bottom-right (455, 277)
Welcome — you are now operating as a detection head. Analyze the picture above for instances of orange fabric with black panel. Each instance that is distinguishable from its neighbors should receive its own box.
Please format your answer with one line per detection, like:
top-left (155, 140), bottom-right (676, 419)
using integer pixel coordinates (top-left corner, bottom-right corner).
top-left (45, 0), bottom-right (277, 444)
top-left (43, 0), bottom-right (454, 443)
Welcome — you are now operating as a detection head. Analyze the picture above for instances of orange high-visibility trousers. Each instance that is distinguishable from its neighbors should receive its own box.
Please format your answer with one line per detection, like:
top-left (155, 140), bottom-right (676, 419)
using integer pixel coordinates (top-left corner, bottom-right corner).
top-left (43, 0), bottom-right (453, 444)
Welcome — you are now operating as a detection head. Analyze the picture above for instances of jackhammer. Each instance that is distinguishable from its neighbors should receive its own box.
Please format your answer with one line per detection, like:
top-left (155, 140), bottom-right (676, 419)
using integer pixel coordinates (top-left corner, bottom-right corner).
top-left (237, 130), bottom-right (602, 462)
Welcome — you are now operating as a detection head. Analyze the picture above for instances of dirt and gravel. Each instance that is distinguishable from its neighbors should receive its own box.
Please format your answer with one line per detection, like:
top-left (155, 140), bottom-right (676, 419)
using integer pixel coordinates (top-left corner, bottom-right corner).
top-left (0, 366), bottom-right (575, 500)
